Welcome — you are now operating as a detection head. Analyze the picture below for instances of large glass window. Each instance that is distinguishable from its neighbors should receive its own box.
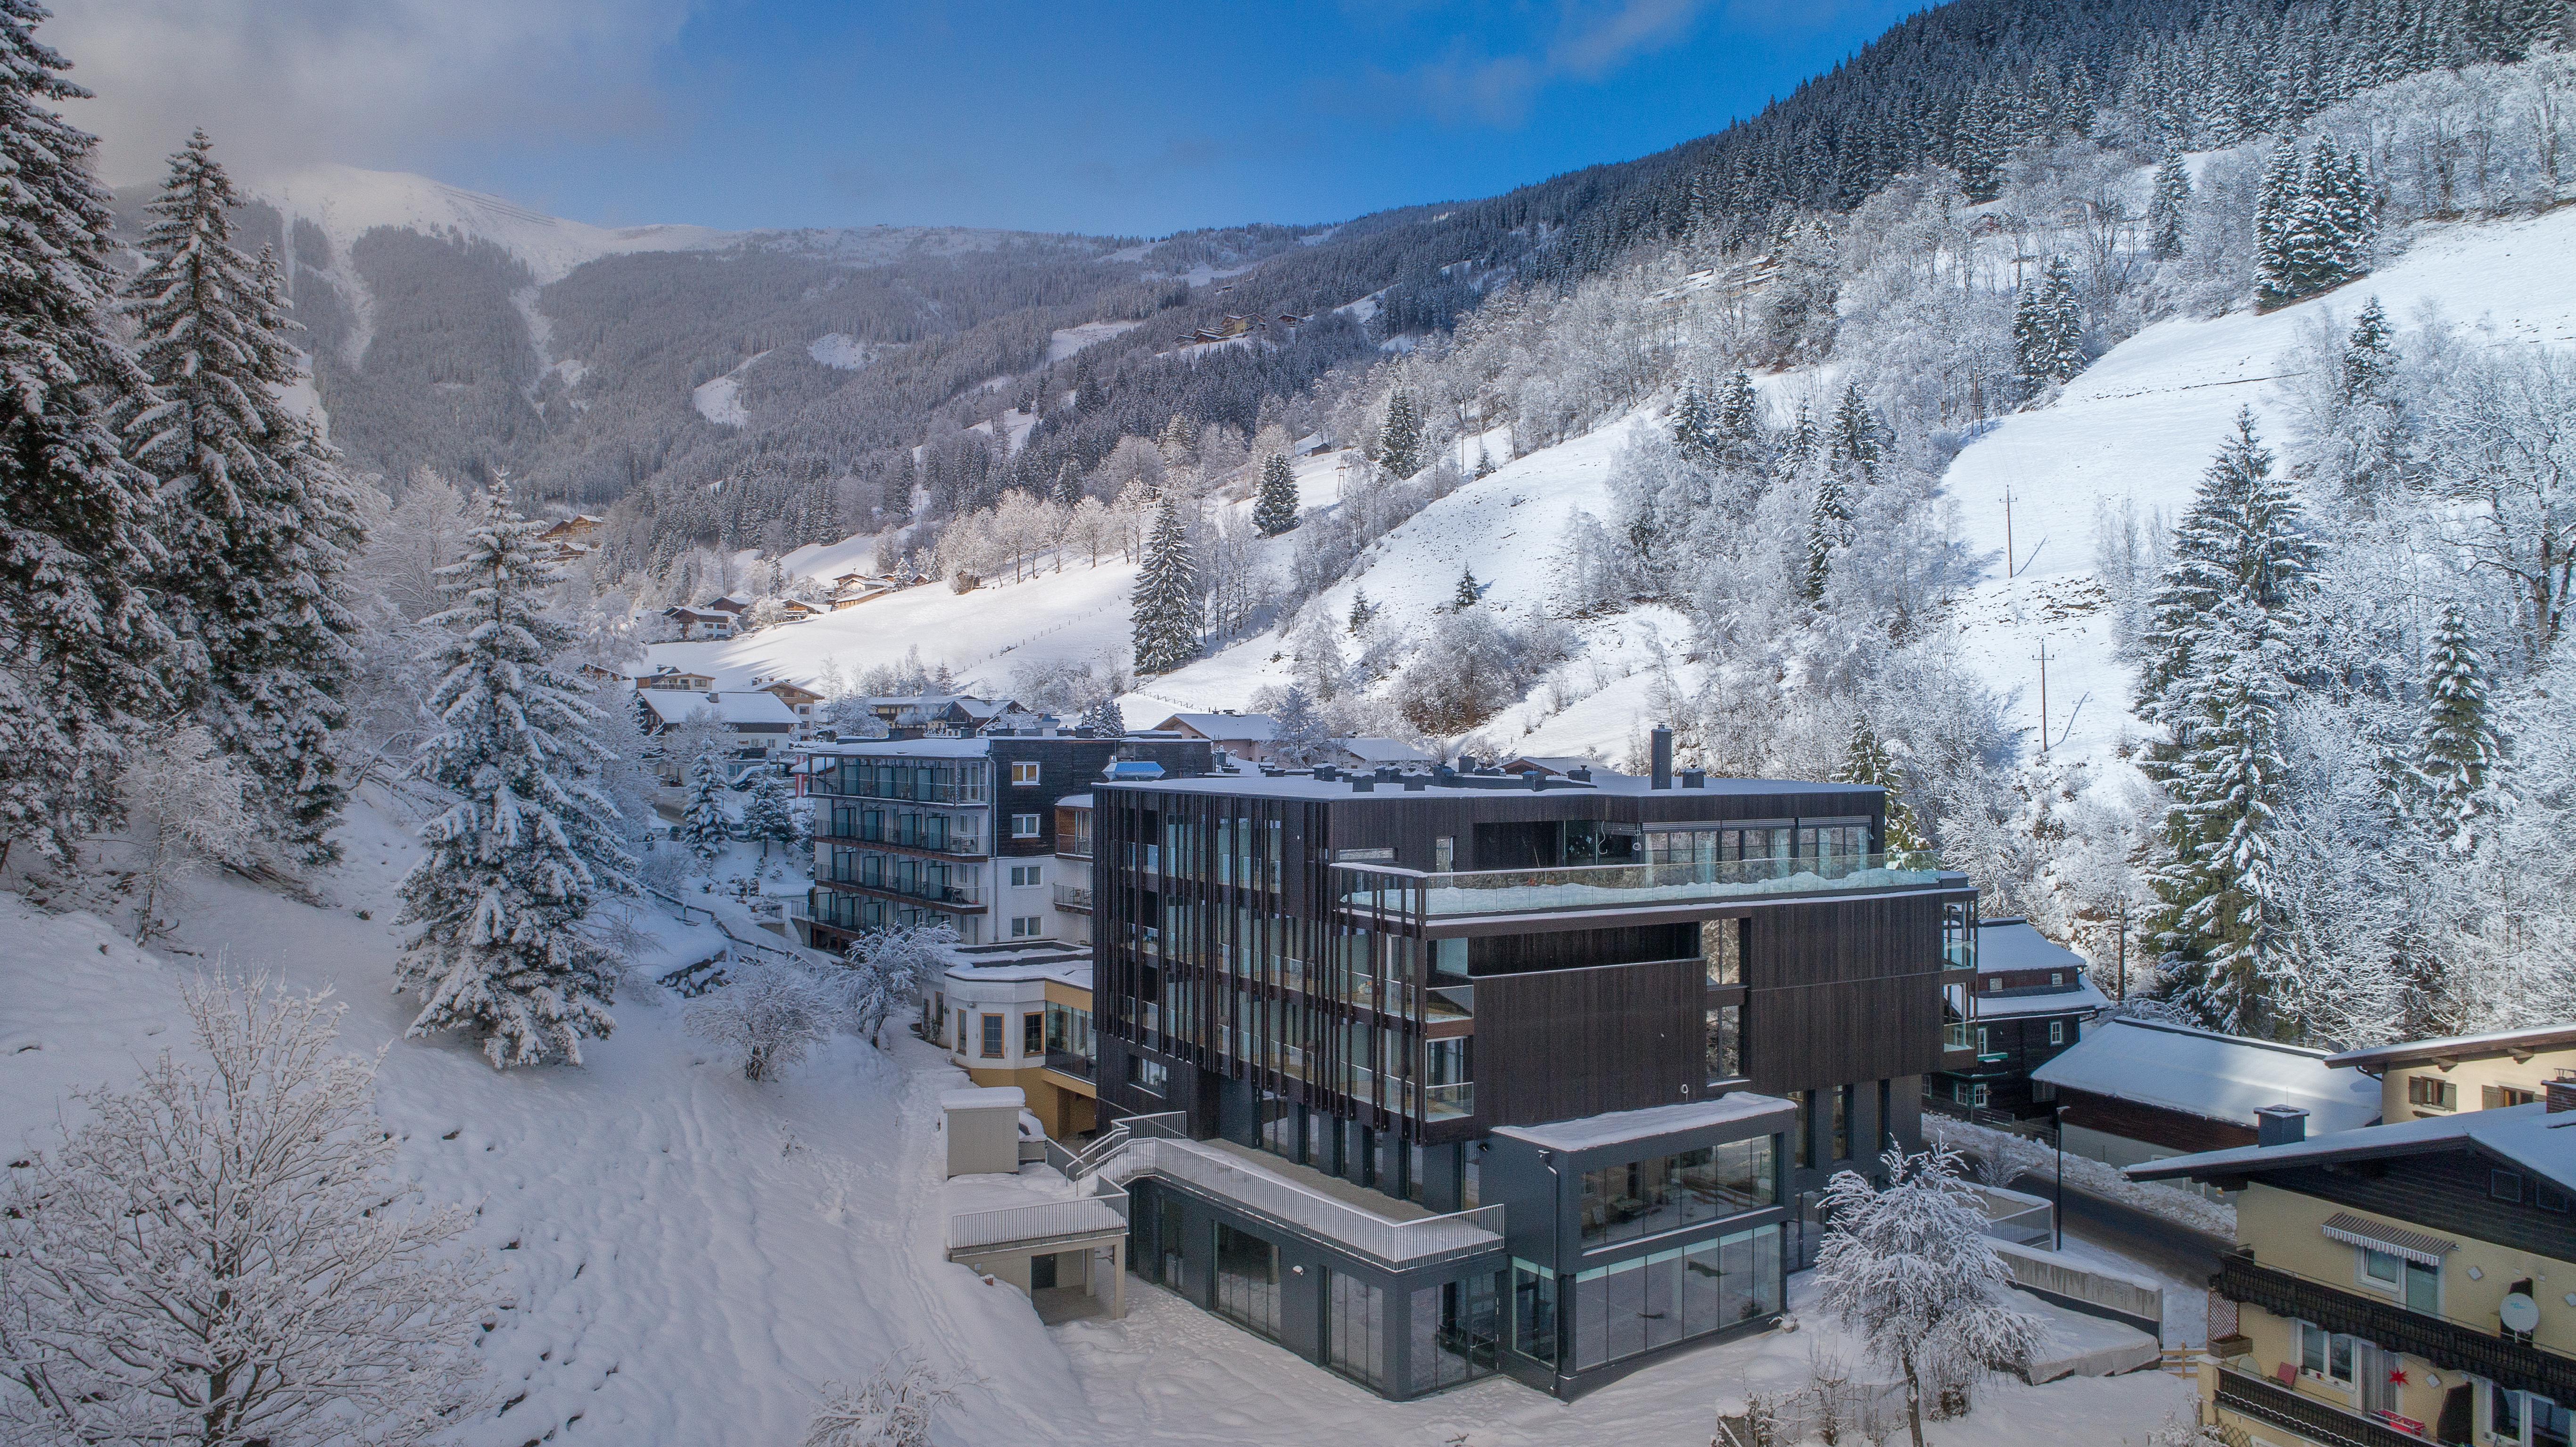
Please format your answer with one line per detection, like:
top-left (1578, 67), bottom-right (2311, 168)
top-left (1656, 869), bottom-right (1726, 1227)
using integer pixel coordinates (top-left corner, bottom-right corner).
top-left (1701, 917), bottom-right (1744, 985)
top-left (1212, 1224), bottom-right (1281, 1340)
top-left (1577, 1137), bottom-right (1775, 1246)
top-left (1706, 1004), bottom-right (1742, 1085)
top-left (1409, 1272), bottom-right (1503, 1395)
top-left (1794, 1092), bottom-right (1814, 1168)
top-left (1568, 1225), bottom-right (1783, 1371)
top-left (1326, 1272), bottom-right (1389, 1392)
top-left (1511, 1258), bottom-right (1558, 1364)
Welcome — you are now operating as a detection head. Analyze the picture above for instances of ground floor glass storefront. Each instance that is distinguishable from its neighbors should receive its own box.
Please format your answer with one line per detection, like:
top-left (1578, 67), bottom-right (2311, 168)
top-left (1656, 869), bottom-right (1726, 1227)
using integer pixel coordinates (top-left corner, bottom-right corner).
top-left (1511, 1224), bottom-right (1783, 1373)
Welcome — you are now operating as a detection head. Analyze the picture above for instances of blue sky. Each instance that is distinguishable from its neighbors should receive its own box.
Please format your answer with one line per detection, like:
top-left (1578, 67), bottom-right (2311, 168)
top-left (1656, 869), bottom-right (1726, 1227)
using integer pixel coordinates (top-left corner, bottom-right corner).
top-left (65, 0), bottom-right (1915, 237)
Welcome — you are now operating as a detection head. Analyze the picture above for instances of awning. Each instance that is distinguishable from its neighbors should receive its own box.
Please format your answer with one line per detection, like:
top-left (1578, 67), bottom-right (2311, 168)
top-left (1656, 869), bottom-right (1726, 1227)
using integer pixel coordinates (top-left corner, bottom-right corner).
top-left (2320, 1211), bottom-right (2458, 1267)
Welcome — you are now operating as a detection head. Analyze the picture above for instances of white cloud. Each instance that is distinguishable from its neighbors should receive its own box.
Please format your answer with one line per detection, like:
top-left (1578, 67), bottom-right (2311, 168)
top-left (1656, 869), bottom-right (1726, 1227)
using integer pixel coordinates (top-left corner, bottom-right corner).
top-left (45, 0), bottom-right (697, 187)
top-left (1393, 0), bottom-right (1715, 128)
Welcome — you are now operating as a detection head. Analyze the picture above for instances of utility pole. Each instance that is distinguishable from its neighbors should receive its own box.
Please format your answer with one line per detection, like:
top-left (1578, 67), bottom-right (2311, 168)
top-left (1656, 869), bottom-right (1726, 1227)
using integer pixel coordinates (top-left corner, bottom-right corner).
top-left (2036, 638), bottom-right (2050, 756)
top-left (2004, 486), bottom-right (2015, 579)
top-left (2115, 895), bottom-right (2129, 1002)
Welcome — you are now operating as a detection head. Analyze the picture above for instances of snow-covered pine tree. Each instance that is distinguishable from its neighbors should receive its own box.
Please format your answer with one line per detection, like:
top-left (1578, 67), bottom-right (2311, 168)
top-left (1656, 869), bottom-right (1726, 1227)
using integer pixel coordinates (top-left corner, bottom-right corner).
top-left (1828, 382), bottom-right (1882, 479)
top-left (2012, 256), bottom-right (2082, 391)
top-left (2147, 151), bottom-right (2191, 259)
top-left (122, 131), bottom-right (365, 863)
top-left (2341, 296), bottom-right (2395, 403)
top-left (1131, 491), bottom-right (1199, 674)
top-left (1347, 588), bottom-right (1378, 634)
top-left (1377, 387), bottom-right (1422, 480)
top-left (1805, 472), bottom-right (1853, 603)
top-left (679, 741), bottom-right (733, 866)
top-left (741, 765), bottom-right (800, 857)
top-left (1833, 717), bottom-right (1931, 854)
top-left (1078, 695), bottom-right (1126, 736)
top-left (1253, 452), bottom-right (1299, 536)
top-left (1715, 366), bottom-right (1763, 450)
top-left (1669, 379), bottom-right (1713, 464)
top-left (2135, 411), bottom-right (2319, 1034)
top-left (1156, 412), bottom-right (1194, 468)
top-left (0, 4), bottom-right (172, 869)
top-left (1266, 684), bottom-right (1332, 768)
top-left (1777, 401), bottom-right (1819, 481)
top-left (2408, 603), bottom-right (2502, 847)
top-left (2318, 140), bottom-right (2377, 288)
top-left (1814, 1144), bottom-right (2045, 1447)
top-left (394, 485), bottom-right (632, 1069)
top-left (1453, 565), bottom-right (1480, 610)
top-left (2254, 140), bottom-right (2305, 307)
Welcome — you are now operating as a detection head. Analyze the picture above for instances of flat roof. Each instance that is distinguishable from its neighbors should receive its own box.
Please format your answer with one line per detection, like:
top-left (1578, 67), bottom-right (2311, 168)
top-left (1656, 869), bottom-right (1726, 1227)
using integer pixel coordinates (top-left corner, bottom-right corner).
top-left (1492, 1091), bottom-right (1795, 1153)
top-left (1100, 772), bottom-right (1880, 804)
top-left (2324, 1022), bottom-right (2576, 1071)
top-left (2032, 1018), bottom-right (2379, 1134)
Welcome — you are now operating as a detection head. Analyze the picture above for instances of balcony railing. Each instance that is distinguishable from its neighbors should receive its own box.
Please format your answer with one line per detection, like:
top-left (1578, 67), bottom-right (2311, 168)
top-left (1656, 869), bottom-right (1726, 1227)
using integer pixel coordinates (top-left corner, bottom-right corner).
top-left (818, 829), bottom-right (986, 857)
top-left (1044, 1048), bottom-right (1097, 1082)
top-left (2213, 1365), bottom-right (2428, 1447)
top-left (1425, 1081), bottom-right (1474, 1121)
top-left (2217, 1249), bottom-right (2576, 1403)
top-left (1053, 883), bottom-right (1093, 913)
top-left (815, 875), bottom-right (986, 908)
top-left (1107, 1137), bottom-right (1502, 1268)
top-left (1335, 851), bottom-right (1951, 921)
top-left (1942, 1021), bottom-right (1973, 1051)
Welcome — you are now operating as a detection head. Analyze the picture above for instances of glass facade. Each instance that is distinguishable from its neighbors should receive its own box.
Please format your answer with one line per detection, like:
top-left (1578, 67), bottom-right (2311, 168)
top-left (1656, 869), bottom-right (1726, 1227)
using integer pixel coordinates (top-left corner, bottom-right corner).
top-left (1705, 1004), bottom-right (1741, 1085)
top-left (1577, 1137), bottom-right (1776, 1246)
top-left (1567, 1225), bottom-right (1783, 1372)
top-left (1326, 1272), bottom-right (1389, 1392)
top-left (1213, 1224), bottom-right (1282, 1339)
top-left (1408, 1272), bottom-right (1504, 1395)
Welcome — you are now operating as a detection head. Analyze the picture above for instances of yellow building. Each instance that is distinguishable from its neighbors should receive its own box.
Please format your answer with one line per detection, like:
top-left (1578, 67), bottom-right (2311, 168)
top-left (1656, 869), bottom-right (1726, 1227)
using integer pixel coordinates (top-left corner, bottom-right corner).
top-left (923, 941), bottom-right (1098, 1142)
top-left (2328, 1025), bottom-right (2576, 1125)
top-left (2132, 1077), bottom-right (2576, 1447)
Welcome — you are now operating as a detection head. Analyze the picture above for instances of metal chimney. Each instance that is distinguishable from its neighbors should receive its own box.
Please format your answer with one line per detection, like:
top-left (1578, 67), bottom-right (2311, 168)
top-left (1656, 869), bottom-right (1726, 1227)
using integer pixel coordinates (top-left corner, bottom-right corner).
top-left (1651, 726), bottom-right (1673, 790)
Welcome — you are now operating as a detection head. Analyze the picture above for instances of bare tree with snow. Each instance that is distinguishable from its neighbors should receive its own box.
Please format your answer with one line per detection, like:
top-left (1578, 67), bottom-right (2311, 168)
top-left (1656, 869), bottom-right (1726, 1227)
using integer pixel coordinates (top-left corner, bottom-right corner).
top-left (842, 920), bottom-right (960, 1047)
top-left (0, 977), bottom-right (490, 1446)
top-left (684, 958), bottom-right (841, 1082)
top-left (113, 724), bottom-right (255, 945)
top-left (1813, 1143), bottom-right (2046, 1447)
top-left (801, 1354), bottom-right (956, 1447)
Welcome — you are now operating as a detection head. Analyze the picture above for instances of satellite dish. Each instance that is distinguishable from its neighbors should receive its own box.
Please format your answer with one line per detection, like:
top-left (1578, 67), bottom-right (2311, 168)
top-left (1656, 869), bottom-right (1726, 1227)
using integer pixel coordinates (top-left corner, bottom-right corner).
top-left (2502, 1292), bottom-right (2542, 1333)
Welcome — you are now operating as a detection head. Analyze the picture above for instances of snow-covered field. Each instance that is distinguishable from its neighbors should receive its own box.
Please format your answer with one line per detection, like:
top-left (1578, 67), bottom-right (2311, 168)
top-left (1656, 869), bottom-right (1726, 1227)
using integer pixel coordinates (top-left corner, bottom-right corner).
top-left (0, 790), bottom-right (2197, 1445)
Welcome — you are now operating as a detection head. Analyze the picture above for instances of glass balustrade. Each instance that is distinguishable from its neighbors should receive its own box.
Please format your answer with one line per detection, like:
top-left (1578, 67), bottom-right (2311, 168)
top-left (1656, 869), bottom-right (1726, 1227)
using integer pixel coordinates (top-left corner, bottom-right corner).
top-left (1336, 851), bottom-right (1948, 918)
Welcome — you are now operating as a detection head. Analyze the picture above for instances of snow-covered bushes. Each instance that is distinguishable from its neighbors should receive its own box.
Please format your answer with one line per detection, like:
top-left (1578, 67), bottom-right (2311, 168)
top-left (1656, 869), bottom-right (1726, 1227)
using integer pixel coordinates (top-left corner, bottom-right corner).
top-left (843, 921), bottom-right (960, 1047)
top-left (685, 959), bottom-right (842, 1082)
top-left (1388, 609), bottom-right (1573, 735)
top-left (113, 725), bottom-right (254, 944)
top-left (801, 1355), bottom-right (956, 1447)
top-left (0, 978), bottom-right (489, 1445)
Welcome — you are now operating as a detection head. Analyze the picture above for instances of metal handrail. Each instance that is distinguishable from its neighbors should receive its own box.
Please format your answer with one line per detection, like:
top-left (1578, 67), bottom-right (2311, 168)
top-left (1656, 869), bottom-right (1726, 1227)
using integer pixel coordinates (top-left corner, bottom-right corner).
top-left (947, 1178), bottom-right (1131, 1253)
top-left (1106, 1136), bottom-right (1503, 1268)
top-left (2213, 1363), bottom-right (2428, 1447)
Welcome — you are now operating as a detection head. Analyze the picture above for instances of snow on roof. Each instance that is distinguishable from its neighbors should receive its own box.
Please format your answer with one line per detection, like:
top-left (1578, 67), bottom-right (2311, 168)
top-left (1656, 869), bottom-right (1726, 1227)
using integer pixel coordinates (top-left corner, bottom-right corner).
top-left (1156, 712), bottom-right (1277, 741)
top-left (1492, 1091), bottom-right (1795, 1154)
top-left (2324, 1022), bottom-right (2576, 1071)
top-left (1338, 737), bottom-right (1433, 764)
top-left (940, 1087), bottom-right (1024, 1111)
top-left (2128, 1101), bottom-right (2576, 1197)
top-left (1973, 978), bottom-right (2114, 1019)
top-left (1974, 918), bottom-right (2088, 976)
top-left (2031, 1018), bottom-right (2379, 1134)
top-left (1056, 792), bottom-right (1093, 809)
top-left (808, 736), bottom-right (995, 758)
top-left (638, 690), bottom-right (799, 728)
top-left (1502, 755), bottom-right (1601, 775)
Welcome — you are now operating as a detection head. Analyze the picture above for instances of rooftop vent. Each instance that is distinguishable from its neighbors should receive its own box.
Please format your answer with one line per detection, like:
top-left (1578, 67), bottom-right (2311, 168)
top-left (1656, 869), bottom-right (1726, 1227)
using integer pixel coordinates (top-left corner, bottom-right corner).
top-left (2549, 1071), bottom-right (2576, 1113)
top-left (1402, 776), bottom-right (1427, 792)
top-left (1351, 776), bottom-right (1376, 793)
top-left (1523, 770), bottom-right (1544, 791)
top-left (2255, 1105), bottom-right (2308, 1146)
top-left (1682, 767), bottom-right (1706, 789)
top-left (1569, 765), bottom-right (1592, 782)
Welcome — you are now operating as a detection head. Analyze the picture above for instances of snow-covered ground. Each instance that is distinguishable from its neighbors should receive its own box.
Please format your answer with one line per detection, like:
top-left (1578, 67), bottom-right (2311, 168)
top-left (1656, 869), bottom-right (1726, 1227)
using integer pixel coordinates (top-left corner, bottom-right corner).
top-left (691, 350), bottom-right (768, 428)
top-left (0, 790), bottom-right (2197, 1445)
top-left (1942, 204), bottom-right (2576, 771)
top-left (256, 164), bottom-right (734, 285)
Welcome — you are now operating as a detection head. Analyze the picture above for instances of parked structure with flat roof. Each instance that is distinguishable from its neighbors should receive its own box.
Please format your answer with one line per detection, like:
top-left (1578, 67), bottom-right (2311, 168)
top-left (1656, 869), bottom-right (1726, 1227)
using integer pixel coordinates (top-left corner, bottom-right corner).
top-left (2033, 1018), bottom-right (2381, 1172)
top-left (1078, 743), bottom-right (1978, 1399)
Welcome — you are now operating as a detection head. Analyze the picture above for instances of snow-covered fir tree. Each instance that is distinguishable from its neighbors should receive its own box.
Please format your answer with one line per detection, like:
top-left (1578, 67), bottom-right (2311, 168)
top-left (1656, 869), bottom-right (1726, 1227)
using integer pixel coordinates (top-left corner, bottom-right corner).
top-left (1668, 378), bottom-right (1716, 464)
top-left (0, 3), bottom-right (170, 869)
top-left (2260, 137), bottom-right (2376, 307)
top-left (1347, 588), bottom-right (1378, 634)
top-left (1776, 401), bottom-right (1819, 481)
top-left (1453, 565), bottom-right (1480, 610)
top-left (741, 765), bottom-right (801, 856)
top-left (2407, 602), bottom-right (2502, 848)
top-left (1714, 366), bottom-right (1764, 452)
top-left (394, 485), bottom-right (632, 1069)
top-left (1833, 717), bottom-right (1930, 854)
top-left (1266, 684), bottom-right (1332, 768)
top-left (1805, 471), bottom-right (1853, 602)
top-left (678, 741), bottom-right (733, 866)
top-left (2135, 412), bottom-right (2319, 1034)
top-left (2341, 296), bottom-right (2395, 403)
top-left (2012, 255), bottom-right (2082, 391)
top-left (2254, 139), bottom-right (2304, 305)
top-left (121, 131), bottom-right (365, 863)
top-left (2147, 151), bottom-right (2191, 259)
top-left (1252, 452), bottom-right (1298, 536)
top-left (1814, 1144), bottom-right (2045, 1447)
top-left (1376, 386), bottom-right (1423, 480)
top-left (1828, 382), bottom-right (1883, 479)
top-left (1131, 491), bottom-right (1198, 674)
top-left (1078, 695), bottom-right (1125, 736)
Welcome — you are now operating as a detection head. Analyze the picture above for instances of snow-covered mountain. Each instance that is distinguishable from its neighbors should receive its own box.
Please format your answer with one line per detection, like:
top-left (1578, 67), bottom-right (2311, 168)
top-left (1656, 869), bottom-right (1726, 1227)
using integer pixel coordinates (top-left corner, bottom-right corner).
top-left (255, 164), bottom-right (737, 285)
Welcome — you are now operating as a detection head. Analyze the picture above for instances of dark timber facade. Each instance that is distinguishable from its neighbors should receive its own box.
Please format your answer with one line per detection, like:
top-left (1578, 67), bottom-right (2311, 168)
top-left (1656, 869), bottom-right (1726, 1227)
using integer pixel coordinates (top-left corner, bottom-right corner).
top-left (1087, 761), bottom-right (1978, 1398)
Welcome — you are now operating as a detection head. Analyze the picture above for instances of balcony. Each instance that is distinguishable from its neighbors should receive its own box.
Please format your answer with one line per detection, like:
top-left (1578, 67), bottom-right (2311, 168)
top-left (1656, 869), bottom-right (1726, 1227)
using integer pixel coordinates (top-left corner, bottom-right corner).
top-left (1425, 1081), bottom-right (1474, 1121)
top-left (1942, 1021), bottom-right (1974, 1051)
top-left (2213, 1364), bottom-right (2429, 1447)
top-left (818, 829), bottom-right (986, 858)
top-left (1105, 1136), bottom-right (1502, 1269)
top-left (1053, 883), bottom-right (1093, 914)
top-left (1044, 1048), bottom-right (1097, 1083)
top-left (2217, 1249), bottom-right (2576, 1403)
top-left (813, 875), bottom-right (987, 910)
top-left (1335, 851), bottom-right (1953, 922)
